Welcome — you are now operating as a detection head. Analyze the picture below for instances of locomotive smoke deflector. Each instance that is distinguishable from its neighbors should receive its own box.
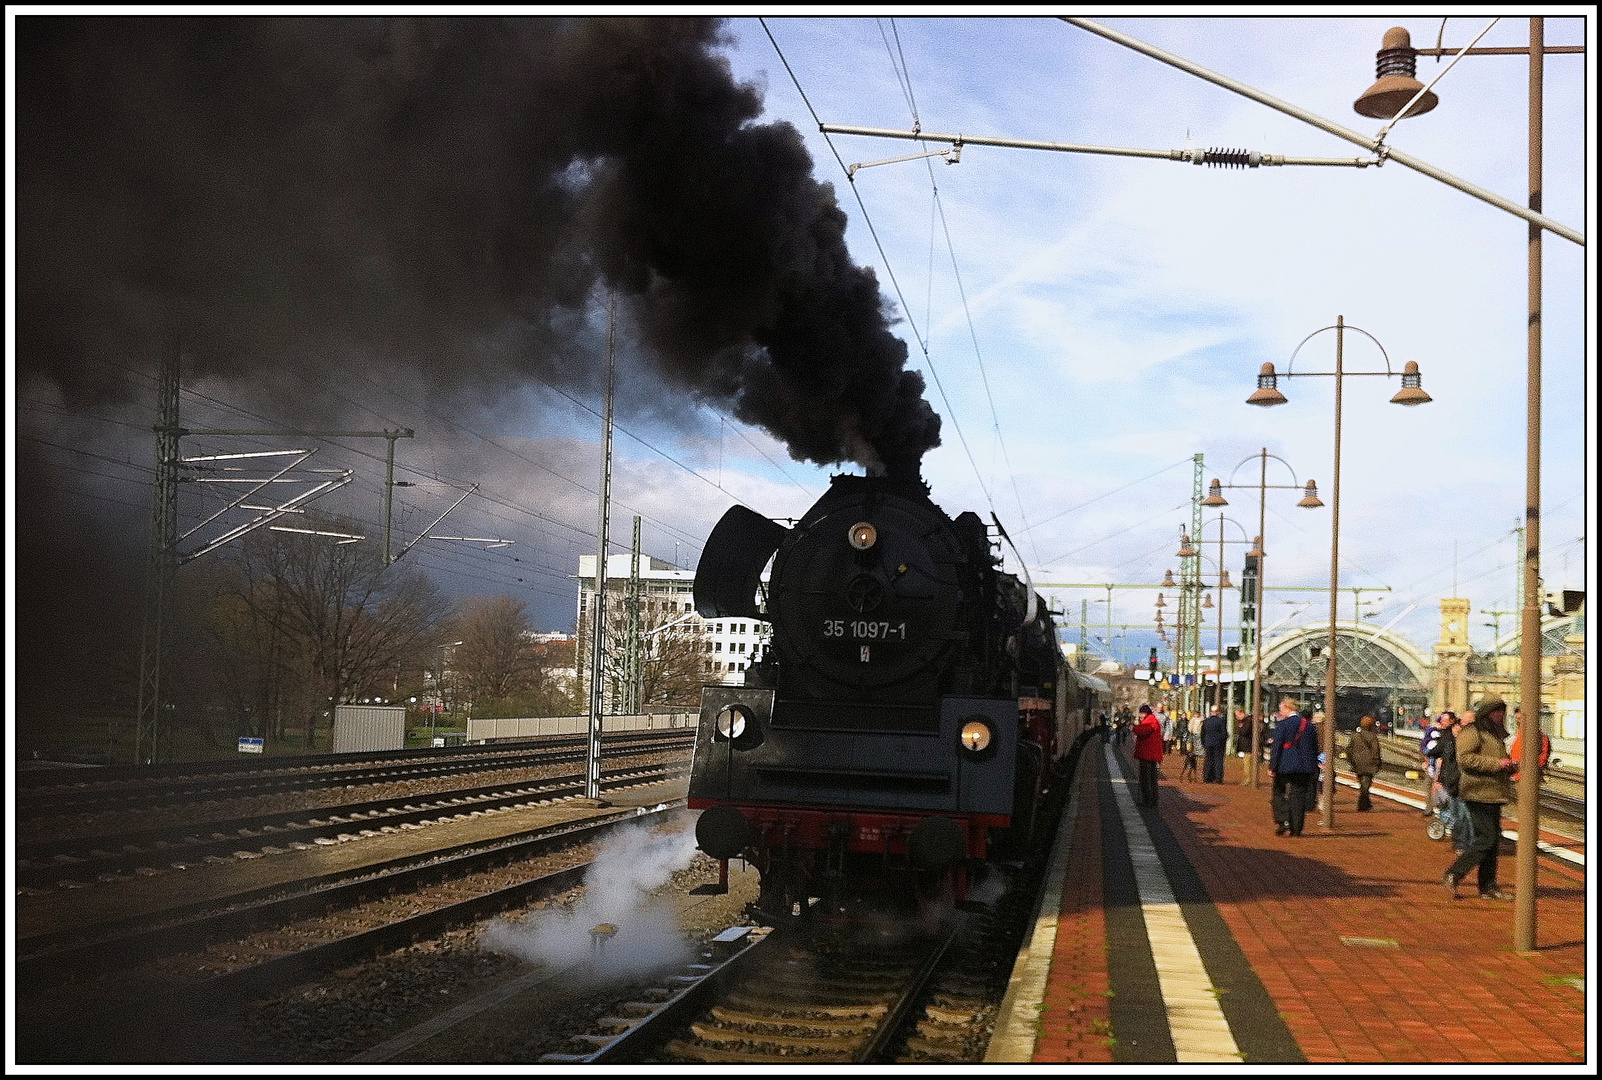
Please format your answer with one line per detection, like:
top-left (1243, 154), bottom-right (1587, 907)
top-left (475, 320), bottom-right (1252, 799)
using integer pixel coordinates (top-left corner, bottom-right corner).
top-left (694, 504), bottom-right (790, 619)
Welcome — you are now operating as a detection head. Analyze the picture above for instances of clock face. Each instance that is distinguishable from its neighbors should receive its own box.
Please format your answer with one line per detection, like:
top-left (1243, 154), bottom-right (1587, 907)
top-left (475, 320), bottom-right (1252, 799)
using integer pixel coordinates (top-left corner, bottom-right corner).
top-left (1448, 621), bottom-right (1460, 633)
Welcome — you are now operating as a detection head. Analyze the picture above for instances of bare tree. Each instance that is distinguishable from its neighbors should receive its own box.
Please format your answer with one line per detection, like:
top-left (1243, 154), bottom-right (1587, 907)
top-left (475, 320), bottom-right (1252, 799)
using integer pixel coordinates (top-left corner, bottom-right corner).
top-left (449, 595), bottom-right (540, 707)
top-left (598, 590), bottom-right (712, 710)
top-left (205, 519), bottom-right (450, 745)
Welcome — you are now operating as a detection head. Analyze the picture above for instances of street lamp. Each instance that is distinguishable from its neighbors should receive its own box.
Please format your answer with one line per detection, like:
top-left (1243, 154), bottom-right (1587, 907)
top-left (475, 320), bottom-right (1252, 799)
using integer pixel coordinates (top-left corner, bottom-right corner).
top-left (1248, 316), bottom-right (1431, 827)
top-left (1204, 452), bottom-right (1324, 786)
top-left (435, 640), bottom-right (465, 744)
top-left (1353, 13), bottom-right (1582, 958)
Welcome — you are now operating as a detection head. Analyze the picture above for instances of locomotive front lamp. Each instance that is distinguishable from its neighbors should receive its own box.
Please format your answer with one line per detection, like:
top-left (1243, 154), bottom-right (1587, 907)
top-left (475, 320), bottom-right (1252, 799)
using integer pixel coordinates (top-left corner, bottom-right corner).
top-left (848, 522), bottom-right (879, 550)
top-left (959, 719), bottom-right (993, 753)
top-left (714, 704), bottom-right (749, 741)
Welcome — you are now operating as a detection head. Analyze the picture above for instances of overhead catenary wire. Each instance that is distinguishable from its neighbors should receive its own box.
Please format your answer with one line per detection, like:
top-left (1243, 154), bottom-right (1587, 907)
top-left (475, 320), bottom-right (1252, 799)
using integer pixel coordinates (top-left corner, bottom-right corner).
top-left (874, 17), bottom-right (1040, 565)
top-left (760, 17), bottom-right (998, 522)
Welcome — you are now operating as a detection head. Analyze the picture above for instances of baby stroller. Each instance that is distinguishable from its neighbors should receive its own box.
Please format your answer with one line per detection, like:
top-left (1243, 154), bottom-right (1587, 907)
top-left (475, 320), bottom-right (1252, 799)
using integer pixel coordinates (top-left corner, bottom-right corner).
top-left (1427, 793), bottom-right (1476, 849)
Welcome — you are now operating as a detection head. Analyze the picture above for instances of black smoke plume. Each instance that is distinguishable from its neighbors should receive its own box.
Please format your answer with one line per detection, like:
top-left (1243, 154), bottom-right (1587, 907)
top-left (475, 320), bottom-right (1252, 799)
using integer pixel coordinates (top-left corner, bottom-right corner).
top-left (16, 16), bottom-right (940, 469)
top-left (14, 16), bottom-right (941, 714)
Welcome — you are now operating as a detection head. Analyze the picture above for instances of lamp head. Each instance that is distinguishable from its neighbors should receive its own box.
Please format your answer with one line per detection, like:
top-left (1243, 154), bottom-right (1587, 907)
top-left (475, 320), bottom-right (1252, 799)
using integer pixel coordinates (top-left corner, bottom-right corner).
top-left (1177, 534), bottom-right (1199, 559)
top-left (1201, 478), bottom-right (1228, 507)
top-left (1247, 362), bottom-right (1288, 406)
top-left (1155, 591), bottom-right (1168, 608)
top-left (1218, 569), bottom-right (1233, 589)
top-left (1297, 480), bottom-right (1325, 509)
top-left (1389, 360), bottom-right (1432, 405)
top-left (1202, 592), bottom-right (1214, 609)
top-left (1161, 569), bottom-right (1177, 589)
top-left (1354, 27), bottom-right (1439, 121)
top-left (1248, 535), bottom-right (1265, 559)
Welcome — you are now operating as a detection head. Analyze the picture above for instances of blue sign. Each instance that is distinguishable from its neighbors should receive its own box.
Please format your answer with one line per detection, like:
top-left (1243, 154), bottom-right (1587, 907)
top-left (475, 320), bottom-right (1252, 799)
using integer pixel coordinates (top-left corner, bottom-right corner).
top-left (238, 737), bottom-right (264, 754)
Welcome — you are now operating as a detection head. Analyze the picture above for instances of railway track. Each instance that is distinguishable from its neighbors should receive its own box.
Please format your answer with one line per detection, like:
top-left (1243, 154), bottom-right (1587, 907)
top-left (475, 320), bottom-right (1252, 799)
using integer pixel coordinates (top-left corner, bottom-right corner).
top-left (15, 761), bottom-right (686, 891)
top-left (540, 923), bottom-right (954, 1064)
top-left (17, 730), bottom-right (693, 820)
top-left (18, 803), bottom-right (685, 992)
top-left (16, 727), bottom-right (694, 790)
top-left (529, 881), bottom-right (1031, 1065)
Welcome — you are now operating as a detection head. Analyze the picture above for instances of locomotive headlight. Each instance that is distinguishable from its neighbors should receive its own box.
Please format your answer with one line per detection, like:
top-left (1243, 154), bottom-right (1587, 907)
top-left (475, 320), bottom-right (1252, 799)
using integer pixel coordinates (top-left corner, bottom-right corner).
top-left (848, 521), bottom-right (878, 550)
top-left (713, 703), bottom-right (763, 750)
top-left (959, 719), bottom-right (994, 754)
top-left (715, 704), bottom-right (750, 741)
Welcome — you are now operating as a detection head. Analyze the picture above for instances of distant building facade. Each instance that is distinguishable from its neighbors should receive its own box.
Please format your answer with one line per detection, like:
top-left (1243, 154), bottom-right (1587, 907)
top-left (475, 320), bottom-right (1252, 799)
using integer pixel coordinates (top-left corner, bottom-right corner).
top-left (574, 554), bottom-right (769, 710)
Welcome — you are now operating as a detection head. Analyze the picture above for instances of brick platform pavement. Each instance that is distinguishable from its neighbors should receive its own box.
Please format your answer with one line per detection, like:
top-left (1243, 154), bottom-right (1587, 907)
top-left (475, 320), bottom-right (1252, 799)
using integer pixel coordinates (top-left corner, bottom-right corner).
top-left (1030, 742), bottom-right (1114, 1063)
top-left (1031, 743), bottom-right (1588, 1064)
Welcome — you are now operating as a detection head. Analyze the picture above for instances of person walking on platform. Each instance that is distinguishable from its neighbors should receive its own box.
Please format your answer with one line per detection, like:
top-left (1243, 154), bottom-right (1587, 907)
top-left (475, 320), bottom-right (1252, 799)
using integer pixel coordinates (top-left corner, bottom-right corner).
top-left (1346, 715), bottom-right (1383, 811)
top-left (1444, 698), bottom-right (1518, 901)
top-left (1201, 706), bottom-right (1228, 783)
top-left (1269, 700), bottom-right (1319, 836)
top-left (1157, 706), bottom-right (1175, 754)
top-left (1421, 712), bottom-right (1455, 817)
top-left (1132, 704), bottom-right (1164, 807)
top-left (1234, 709), bottom-right (1252, 757)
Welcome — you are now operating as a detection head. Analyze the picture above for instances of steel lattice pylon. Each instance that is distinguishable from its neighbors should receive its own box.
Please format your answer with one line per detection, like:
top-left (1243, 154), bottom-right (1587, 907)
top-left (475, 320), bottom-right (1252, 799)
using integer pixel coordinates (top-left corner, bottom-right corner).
top-left (1181, 453), bottom-right (1205, 712)
top-left (135, 348), bottom-right (180, 764)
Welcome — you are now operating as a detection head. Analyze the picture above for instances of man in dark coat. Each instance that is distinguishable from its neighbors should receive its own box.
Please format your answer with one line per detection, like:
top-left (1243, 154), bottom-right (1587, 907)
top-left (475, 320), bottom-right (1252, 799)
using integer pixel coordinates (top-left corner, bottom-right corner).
top-left (1345, 715), bottom-right (1383, 810)
top-left (1269, 700), bottom-right (1320, 836)
top-left (1201, 706), bottom-right (1229, 783)
top-left (1444, 699), bottom-right (1518, 900)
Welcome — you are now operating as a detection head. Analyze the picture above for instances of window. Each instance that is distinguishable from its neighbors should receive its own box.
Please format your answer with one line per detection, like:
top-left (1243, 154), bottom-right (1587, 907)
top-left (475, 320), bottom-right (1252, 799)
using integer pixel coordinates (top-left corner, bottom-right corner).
top-left (715, 641), bottom-right (722, 652)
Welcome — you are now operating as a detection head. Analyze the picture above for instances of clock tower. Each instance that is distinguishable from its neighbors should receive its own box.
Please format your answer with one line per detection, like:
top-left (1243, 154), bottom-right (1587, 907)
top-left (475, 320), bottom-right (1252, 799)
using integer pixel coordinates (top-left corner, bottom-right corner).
top-left (1433, 597), bottom-right (1471, 715)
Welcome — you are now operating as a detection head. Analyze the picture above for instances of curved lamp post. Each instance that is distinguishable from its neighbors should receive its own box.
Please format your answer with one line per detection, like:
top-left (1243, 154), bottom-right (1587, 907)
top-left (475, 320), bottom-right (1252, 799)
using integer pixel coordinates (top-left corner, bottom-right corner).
top-left (1355, 13), bottom-right (1581, 957)
top-left (1248, 316), bottom-right (1431, 827)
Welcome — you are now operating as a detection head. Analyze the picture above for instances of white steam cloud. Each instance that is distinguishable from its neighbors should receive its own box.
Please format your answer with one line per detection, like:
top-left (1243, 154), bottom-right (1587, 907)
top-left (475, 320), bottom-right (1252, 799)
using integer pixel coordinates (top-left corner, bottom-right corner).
top-left (481, 822), bottom-right (700, 980)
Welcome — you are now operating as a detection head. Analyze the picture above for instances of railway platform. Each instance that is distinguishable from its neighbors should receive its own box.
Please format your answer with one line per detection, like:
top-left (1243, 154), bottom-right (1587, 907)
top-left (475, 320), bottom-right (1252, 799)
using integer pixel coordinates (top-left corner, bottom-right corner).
top-left (989, 736), bottom-right (1589, 1066)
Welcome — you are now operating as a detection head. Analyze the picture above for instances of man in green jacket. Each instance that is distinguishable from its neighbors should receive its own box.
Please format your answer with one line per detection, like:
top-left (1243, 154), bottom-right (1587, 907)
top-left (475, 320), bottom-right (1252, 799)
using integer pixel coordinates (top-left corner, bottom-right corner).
top-left (1443, 698), bottom-right (1518, 900)
top-left (1344, 715), bottom-right (1383, 811)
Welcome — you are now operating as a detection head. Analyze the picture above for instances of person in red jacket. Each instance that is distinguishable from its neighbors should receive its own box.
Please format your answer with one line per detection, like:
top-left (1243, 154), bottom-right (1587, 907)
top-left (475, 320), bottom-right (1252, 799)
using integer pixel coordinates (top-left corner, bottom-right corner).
top-left (1133, 703), bottom-right (1165, 807)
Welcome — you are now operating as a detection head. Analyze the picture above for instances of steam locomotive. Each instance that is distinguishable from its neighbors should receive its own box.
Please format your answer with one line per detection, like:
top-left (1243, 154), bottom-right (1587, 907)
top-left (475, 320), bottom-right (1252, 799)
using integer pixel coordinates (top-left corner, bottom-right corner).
top-left (688, 471), bottom-right (1109, 919)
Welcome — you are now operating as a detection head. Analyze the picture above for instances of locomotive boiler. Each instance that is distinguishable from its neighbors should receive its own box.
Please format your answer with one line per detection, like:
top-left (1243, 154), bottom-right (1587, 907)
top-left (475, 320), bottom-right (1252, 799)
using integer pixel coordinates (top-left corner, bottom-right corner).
top-left (688, 471), bottom-right (1107, 920)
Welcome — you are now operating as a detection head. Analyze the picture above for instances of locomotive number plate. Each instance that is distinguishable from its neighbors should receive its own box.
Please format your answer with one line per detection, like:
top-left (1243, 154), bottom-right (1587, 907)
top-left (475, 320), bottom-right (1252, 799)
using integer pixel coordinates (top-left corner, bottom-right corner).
top-left (822, 619), bottom-right (907, 640)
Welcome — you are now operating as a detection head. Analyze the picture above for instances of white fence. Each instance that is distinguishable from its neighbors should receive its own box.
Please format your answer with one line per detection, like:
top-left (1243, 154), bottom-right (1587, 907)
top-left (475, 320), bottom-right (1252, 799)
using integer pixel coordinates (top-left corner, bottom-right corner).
top-left (465, 712), bottom-right (696, 742)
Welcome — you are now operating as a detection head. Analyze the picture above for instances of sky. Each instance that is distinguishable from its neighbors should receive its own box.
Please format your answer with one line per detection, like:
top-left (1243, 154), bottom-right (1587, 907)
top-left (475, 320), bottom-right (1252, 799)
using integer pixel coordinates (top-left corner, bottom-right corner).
top-left (710, 13), bottom-right (1594, 666)
top-left (7, 11), bottom-right (1595, 686)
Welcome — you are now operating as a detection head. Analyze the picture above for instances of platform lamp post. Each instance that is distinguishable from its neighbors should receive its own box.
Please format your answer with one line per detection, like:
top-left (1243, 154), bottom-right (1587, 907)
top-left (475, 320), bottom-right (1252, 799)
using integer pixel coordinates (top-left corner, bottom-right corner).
top-left (1247, 316), bottom-right (1432, 826)
top-left (1203, 457), bottom-right (1324, 787)
top-left (1198, 528), bottom-right (1243, 714)
top-left (1354, 14), bottom-right (1582, 957)
top-left (1198, 516), bottom-right (1252, 713)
